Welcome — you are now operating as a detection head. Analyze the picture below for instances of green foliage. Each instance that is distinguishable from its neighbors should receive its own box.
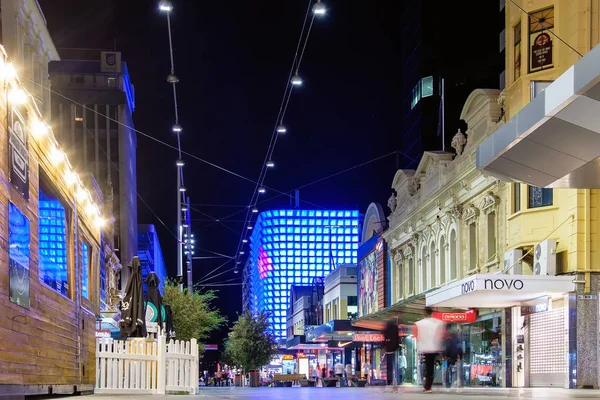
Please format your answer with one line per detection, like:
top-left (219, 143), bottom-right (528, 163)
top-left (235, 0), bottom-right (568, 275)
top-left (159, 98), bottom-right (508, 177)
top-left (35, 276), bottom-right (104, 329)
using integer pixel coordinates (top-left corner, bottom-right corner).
top-left (162, 279), bottom-right (226, 345)
top-left (224, 311), bottom-right (277, 372)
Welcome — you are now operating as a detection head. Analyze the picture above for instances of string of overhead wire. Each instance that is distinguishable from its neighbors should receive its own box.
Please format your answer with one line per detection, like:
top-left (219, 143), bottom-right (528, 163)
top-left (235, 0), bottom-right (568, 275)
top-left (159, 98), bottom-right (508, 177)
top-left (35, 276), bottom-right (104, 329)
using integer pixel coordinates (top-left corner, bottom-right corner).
top-left (232, 0), bottom-right (327, 274)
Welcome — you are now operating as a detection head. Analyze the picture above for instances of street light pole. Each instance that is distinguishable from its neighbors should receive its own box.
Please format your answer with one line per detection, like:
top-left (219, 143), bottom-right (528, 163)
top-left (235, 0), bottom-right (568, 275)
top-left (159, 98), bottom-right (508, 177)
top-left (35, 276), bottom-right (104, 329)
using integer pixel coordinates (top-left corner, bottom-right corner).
top-left (177, 167), bottom-right (183, 290)
top-left (186, 196), bottom-right (193, 293)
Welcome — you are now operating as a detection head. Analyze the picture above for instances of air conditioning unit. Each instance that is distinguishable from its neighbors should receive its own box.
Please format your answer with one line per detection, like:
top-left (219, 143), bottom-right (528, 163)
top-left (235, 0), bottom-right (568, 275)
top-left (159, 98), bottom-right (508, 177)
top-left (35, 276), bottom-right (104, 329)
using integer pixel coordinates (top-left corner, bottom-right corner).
top-left (504, 249), bottom-right (523, 275)
top-left (533, 239), bottom-right (557, 276)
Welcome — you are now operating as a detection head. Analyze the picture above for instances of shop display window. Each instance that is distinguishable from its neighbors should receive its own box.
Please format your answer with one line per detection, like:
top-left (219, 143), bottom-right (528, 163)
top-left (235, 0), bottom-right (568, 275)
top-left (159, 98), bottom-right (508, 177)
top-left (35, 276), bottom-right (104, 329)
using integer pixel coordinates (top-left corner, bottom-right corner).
top-left (460, 314), bottom-right (503, 387)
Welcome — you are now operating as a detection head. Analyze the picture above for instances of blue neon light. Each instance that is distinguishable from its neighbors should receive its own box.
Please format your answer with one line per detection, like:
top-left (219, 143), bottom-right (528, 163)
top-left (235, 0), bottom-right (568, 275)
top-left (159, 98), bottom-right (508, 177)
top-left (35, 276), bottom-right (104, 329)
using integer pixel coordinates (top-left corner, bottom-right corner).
top-left (39, 188), bottom-right (69, 297)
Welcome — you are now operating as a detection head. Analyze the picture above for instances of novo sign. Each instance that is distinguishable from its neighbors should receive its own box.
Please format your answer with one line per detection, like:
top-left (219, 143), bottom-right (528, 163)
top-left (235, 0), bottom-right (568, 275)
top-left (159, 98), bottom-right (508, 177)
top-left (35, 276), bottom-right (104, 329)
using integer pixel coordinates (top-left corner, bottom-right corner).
top-left (353, 334), bottom-right (385, 342)
top-left (461, 278), bottom-right (524, 294)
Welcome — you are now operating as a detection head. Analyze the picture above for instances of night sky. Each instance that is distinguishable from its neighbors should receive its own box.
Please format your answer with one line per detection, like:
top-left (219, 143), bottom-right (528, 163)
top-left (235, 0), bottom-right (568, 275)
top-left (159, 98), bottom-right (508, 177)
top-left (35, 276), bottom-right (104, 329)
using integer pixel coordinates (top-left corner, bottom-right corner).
top-left (38, 0), bottom-right (403, 328)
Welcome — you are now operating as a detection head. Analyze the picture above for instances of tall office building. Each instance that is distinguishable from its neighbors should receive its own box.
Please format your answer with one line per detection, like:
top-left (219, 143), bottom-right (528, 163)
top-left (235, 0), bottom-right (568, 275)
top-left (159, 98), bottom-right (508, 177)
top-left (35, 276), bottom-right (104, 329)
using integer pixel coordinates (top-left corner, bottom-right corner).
top-left (48, 50), bottom-right (138, 286)
top-left (399, 0), bottom-right (504, 168)
top-left (138, 224), bottom-right (168, 293)
top-left (243, 209), bottom-right (360, 341)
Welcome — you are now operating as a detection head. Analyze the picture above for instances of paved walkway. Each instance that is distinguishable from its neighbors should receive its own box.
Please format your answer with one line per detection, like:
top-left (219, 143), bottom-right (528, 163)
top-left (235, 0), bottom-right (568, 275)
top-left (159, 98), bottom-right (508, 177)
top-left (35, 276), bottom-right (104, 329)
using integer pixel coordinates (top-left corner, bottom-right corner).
top-left (91, 386), bottom-right (600, 399)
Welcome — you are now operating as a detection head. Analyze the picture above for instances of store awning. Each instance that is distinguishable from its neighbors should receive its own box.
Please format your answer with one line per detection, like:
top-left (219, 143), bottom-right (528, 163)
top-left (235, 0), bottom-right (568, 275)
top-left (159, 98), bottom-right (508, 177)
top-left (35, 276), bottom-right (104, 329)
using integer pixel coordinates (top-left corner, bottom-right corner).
top-left (305, 320), bottom-right (373, 342)
top-left (285, 335), bottom-right (328, 350)
top-left (352, 292), bottom-right (439, 330)
top-left (477, 44), bottom-right (600, 188)
top-left (426, 274), bottom-right (575, 308)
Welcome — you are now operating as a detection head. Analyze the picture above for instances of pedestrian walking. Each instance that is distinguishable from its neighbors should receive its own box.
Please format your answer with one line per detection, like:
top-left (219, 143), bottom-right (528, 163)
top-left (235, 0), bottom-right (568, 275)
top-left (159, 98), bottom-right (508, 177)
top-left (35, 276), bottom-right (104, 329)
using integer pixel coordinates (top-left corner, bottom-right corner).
top-left (414, 307), bottom-right (446, 393)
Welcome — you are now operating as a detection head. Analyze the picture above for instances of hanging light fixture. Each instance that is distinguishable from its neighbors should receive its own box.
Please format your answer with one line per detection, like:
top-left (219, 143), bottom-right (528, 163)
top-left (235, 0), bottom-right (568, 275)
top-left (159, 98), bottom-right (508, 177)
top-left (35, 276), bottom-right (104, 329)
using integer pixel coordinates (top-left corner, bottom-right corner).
top-left (1, 62), bottom-right (16, 79)
top-left (247, 225), bottom-right (253, 230)
top-left (252, 207), bottom-right (259, 213)
top-left (179, 185), bottom-right (187, 192)
top-left (240, 251), bottom-right (245, 255)
top-left (266, 160), bottom-right (275, 168)
top-left (176, 158), bottom-right (185, 167)
top-left (313, 0), bottom-right (326, 15)
top-left (50, 147), bottom-right (65, 164)
top-left (181, 204), bottom-right (188, 212)
top-left (291, 74), bottom-right (303, 86)
top-left (32, 120), bottom-right (48, 138)
top-left (276, 125), bottom-right (287, 134)
top-left (242, 239), bottom-right (248, 243)
top-left (64, 170), bottom-right (78, 185)
top-left (172, 124), bottom-right (183, 133)
top-left (258, 187), bottom-right (266, 194)
top-left (158, 0), bottom-right (173, 12)
top-left (167, 73), bottom-right (179, 83)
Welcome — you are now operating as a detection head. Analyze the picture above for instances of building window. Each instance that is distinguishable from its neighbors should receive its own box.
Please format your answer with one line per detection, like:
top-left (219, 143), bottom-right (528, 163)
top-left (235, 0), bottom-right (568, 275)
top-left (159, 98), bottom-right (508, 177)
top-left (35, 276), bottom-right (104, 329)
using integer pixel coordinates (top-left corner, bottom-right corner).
top-left (333, 299), bottom-right (338, 320)
top-left (439, 236), bottom-right (446, 284)
top-left (421, 76), bottom-right (434, 97)
top-left (487, 212), bottom-right (497, 261)
top-left (39, 184), bottom-right (71, 298)
top-left (513, 183), bottom-right (521, 213)
top-left (528, 186), bottom-right (553, 208)
top-left (100, 266), bottom-right (107, 310)
top-left (396, 257), bottom-right (403, 301)
top-left (430, 241), bottom-right (436, 289)
top-left (421, 246), bottom-right (427, 292)
top-left (347, 296), bottom-right (357, 320)
top-left (529, 7), bottom-right (554, 73)
top-left (408, 256), bottom-right (414, 295)
top-left (410, 80), bottom-right (421, 109)
top-left (9, 203), bottom-right (31, 308)
top-left (514, 21), bottom-right (522, 80)
top-left (81, 241), bottom-right (90, 299)
top-left (469, 222), bottom-right (477, 270)
top-left (107, 76), bottom-right (117, 88)
top-left (450, 230), bottom-right (457, 280)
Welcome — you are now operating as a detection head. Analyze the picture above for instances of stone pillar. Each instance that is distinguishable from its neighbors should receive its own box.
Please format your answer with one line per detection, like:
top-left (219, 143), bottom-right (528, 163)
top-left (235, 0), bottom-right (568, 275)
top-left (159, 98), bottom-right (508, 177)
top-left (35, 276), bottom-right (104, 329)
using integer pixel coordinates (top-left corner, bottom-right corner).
top-left (574, 272), bottom-right (600, 389)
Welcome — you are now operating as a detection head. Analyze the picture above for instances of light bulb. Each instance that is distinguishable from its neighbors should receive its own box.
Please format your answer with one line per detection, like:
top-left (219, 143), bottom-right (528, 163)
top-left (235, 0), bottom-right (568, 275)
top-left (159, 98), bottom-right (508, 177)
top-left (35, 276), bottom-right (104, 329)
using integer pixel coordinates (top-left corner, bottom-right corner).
top-left (95, 217), bottom-right (106, 228)
top-left (64, 171), bottom-right (78, 185)
top-left (8, 88), bottom-right (27, 104)
top-left (258, 187), bottom-right (266, 194)
top-left (32, 120), bottom-right (48, 138)
top-left (51, 147), bottom-right (65, 164)
top-left (291, 74), bottom-right (303, 86)
top-left (1, 62), bottom-right (16, 79)
top-left (313, 1), bottom-right (326, 15)
top-left (276, 125), bottom-right (287, 134)
top-left (85, 203), bottom-right (95, 215)
top-left (172, 124), bottom-right (183, 133)
top-left (252, 207), bottom-right (259, 213)
top-left (158, 0), bottom-right (173, 12)
top-left (176, 158), bottom-right (185, 167)
top-left (179, 186), bottom-right (187, 192)
top-left (242, 239), bottom-right (248, 243)
top-left (266, 160), bottom-right (275, 168)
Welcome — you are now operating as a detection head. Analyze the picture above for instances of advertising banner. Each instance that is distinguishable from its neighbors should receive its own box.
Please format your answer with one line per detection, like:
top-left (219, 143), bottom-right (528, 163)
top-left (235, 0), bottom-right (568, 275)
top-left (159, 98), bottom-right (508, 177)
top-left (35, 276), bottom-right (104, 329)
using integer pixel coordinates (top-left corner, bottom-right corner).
top-left (8, 105), bottom-right (29, 200)
top-left (9, 203), bottom-right (30, 307)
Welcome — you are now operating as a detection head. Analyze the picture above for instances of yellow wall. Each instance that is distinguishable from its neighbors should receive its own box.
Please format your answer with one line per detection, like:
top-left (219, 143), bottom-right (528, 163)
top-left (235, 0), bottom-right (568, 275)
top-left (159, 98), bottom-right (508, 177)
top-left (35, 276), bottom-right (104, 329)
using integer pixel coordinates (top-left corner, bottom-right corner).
top-left (503, 1), bottom-right (600, 276)
top-left (504, 0), bottom-right (599, 119)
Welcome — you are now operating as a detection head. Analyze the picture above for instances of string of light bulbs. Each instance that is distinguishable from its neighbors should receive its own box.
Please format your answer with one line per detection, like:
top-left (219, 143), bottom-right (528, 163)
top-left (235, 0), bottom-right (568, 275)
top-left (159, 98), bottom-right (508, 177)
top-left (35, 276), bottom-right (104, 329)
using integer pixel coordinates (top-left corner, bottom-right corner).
top-left (232, 0), bottom-right (327, 274)
top-left (0, 45), bottom-right (105, 231)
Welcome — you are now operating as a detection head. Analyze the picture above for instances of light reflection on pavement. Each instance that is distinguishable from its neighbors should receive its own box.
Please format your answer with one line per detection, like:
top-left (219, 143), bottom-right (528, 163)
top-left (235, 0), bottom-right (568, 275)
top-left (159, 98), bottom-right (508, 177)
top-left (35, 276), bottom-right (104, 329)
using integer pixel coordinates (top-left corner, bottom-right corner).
top-left (91, 386), bottom-right (600, 399)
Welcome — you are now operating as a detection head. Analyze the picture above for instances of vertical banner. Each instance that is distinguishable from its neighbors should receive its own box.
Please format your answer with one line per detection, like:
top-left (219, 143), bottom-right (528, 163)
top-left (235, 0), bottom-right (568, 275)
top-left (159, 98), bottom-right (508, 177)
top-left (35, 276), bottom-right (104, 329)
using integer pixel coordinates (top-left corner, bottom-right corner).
top-left (9, 203), bottom-right (31, 308)
top-left (8, 105), bottom-right (29, 200)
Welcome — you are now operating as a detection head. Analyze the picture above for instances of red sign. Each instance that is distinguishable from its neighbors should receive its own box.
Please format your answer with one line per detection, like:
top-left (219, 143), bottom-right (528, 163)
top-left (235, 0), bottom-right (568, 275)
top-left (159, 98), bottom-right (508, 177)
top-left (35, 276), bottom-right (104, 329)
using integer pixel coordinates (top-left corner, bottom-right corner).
top-left (432, 310), bottom-right (477, 323)
top-left (353, 333), bottom-right (385, 342)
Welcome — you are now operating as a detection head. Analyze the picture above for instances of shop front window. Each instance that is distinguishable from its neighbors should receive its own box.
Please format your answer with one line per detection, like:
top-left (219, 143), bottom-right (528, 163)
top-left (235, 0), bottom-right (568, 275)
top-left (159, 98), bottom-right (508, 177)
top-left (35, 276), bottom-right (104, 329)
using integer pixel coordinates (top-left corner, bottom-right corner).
top-left (81, 241), bottom-right (90, 299)
top-left (460, 314), bottom-right (503, 387)
top-left (38, 184), bottom-right (71, 298)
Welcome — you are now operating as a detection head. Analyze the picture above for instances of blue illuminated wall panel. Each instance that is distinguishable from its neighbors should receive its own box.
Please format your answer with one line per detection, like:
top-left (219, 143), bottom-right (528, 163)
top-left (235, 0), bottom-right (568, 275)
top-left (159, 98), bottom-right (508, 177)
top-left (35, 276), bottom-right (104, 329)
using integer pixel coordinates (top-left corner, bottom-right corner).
top-left (248, 209), bottom-right (360, 340)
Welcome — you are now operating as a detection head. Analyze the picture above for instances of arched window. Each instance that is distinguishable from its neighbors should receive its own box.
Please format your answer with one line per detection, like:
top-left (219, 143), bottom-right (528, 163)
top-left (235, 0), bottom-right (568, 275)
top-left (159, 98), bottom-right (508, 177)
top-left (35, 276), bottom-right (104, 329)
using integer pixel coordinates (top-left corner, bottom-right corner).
top-left (450, 229), bottom-right (458, 280)
top-left (396, 256), bottom-right (403, 302)
top-left (430, 241), bottom-right (436, 288)
top-left (421, 246), bottom-right (427, 292)
top-left (440, 235), bottom-right (446, 284)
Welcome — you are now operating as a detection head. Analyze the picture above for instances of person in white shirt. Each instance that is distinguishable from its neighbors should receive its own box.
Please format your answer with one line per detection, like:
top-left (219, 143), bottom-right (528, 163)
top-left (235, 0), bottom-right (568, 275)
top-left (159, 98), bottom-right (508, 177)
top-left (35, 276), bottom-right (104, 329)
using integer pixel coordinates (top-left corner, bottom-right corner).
top-left (345, 363), bottom-right (353, 378)
top-left (398, 349), bottom-right (407, 384)
top-left (334, 362), bottom-right (344, 377)
top-left (414, 307), bottom-right (445, 393)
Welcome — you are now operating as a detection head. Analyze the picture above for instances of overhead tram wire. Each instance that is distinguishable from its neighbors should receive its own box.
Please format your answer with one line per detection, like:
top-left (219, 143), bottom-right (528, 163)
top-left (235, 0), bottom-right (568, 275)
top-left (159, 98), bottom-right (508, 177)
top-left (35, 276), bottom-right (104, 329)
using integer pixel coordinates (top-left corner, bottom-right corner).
top-left (24, 76), bottom-right (326, 222)
top-left (205, 150), bottom-right (403, 229)
top-left (232, 0), bottom-right (327, 273)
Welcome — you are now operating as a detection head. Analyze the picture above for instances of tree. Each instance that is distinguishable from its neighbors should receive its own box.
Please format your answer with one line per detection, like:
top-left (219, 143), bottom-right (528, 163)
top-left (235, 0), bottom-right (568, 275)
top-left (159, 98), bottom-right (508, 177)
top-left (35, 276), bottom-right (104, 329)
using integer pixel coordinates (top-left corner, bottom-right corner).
top-left (224, 311), bottom-right (277, 372)
top-left (162, 279), bottom-right (226, 350)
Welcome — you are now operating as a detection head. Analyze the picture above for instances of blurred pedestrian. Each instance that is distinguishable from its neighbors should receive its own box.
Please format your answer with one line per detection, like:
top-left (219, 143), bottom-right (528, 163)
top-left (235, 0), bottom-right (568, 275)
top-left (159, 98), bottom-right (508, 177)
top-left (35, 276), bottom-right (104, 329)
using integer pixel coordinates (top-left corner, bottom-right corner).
top-left (414, 307), bottom-right (445, 393)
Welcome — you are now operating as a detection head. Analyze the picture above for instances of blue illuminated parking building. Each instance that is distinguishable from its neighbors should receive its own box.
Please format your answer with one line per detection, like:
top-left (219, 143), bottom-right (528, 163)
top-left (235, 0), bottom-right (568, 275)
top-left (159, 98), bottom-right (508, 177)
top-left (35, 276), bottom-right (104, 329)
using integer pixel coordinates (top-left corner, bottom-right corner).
top-left (243, 209), bottom-right (360, 341)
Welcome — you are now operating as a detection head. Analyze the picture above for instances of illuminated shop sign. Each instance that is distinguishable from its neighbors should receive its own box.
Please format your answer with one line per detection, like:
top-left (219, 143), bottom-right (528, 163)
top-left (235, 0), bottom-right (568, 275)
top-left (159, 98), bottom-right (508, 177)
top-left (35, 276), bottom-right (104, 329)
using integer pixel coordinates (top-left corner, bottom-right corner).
top-left (433, 310), bottom-right (477, 323)
top-left (353, 333), bottom-right (385, 342)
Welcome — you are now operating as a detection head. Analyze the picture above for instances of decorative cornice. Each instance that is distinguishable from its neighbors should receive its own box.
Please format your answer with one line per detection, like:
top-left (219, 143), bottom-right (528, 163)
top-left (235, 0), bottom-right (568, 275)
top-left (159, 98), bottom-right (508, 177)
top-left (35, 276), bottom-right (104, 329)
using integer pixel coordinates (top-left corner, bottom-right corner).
top-left (480, 191), bottom-right (500, 214)
top-left (463, 204), bottom-right (480, 224)
top-left (447, 204), bottom-right (463, 221)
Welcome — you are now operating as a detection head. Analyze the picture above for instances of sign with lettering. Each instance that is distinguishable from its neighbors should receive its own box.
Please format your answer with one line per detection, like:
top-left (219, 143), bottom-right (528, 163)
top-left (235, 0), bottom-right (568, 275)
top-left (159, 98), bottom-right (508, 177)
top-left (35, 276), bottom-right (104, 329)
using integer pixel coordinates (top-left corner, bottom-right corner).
top-left (531, 32), bottom-right (553, 70)
top-left (520, 297), bottom-right (549, 316)
top-left (95, 330), bottom-right (111, 338)
top-left (433, 310), bottom-right (477, 323)
top-left (398, 325), bottom-right (413, 336)
top-left (578, 294), bottom-right (598, 300)
top-left (353, 333), bottom-right (385, 342)
top-left (483, 278), bottom-right (524, 291)
top-left (8, 104), bottom-right (29, 200)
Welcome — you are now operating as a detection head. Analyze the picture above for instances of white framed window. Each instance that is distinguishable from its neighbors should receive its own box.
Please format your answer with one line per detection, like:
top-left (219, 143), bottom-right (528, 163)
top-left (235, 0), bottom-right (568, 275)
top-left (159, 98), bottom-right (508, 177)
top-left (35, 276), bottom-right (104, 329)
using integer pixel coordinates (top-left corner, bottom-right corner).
top-left (439, 235), bottom-right (446, 284)
top-left (450, 229), bottom-right (458, 280)
top-left (430, 241), bottom-right (436, 288)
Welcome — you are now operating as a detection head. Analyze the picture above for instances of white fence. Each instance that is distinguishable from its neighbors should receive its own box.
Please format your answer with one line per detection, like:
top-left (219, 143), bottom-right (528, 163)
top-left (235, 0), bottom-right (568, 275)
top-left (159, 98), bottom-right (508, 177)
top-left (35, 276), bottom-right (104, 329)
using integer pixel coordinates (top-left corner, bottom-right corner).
top-left (95, 335), bottom-right (198, 395)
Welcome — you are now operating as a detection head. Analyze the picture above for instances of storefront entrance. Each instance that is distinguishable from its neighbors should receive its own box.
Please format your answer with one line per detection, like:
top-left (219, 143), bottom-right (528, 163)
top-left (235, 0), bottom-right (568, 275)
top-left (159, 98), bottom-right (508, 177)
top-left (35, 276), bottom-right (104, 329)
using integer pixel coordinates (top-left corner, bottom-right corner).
top-left (461, 312), bottom-right (503, 387)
